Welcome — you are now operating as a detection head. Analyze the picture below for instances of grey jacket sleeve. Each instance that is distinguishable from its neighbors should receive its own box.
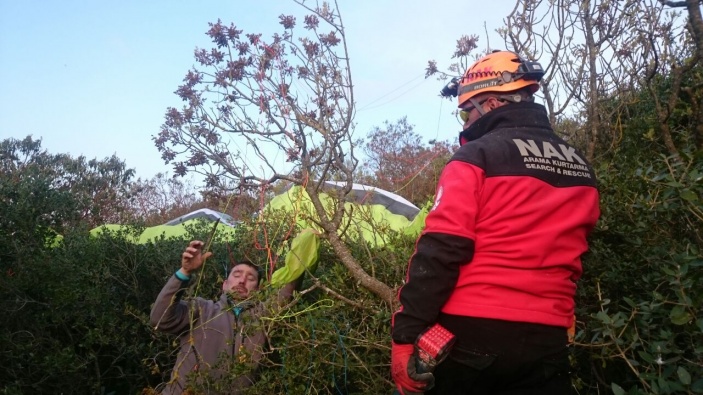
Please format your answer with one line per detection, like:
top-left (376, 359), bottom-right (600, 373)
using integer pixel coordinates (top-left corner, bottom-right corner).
top-left (149, 275), bottom-right (197, 335)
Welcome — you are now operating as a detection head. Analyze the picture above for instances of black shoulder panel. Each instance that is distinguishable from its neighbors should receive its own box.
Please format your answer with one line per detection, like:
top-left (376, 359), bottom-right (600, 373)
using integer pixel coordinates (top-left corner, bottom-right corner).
top-left (452, 128), bottom-right (596, 188)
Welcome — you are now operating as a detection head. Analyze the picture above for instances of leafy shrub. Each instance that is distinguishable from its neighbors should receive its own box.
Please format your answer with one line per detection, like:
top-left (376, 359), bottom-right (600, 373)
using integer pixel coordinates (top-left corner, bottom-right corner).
top-left (575, 141), bottom-right (703, 394)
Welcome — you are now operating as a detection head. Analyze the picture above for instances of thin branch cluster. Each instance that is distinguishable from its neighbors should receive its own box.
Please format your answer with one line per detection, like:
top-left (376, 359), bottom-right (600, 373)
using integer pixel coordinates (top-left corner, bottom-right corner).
top-left (153, 3), bottom-right (355, 194)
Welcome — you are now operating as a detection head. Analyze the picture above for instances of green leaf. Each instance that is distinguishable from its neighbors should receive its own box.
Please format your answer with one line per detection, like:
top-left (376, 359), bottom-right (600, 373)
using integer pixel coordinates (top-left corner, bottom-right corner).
top-left (678, 263), bottom-right (688, 276)
top-left (697, 318), bottom-right (703, 332)
top-left (638, 351), bottom-right (654, 363)
top-left (678, 366), bottom-right (691, 385)
top-left (670, 305), bottom-right (692, 325)
top-left (680, 189), bottom-right (698, 202)
top-left (690, 169), bottom-right (701, 182)
top-left (596, 310), bottom-right (612, 324)
top-left (611, 382), bottom-right (625, 395)
top-left (623, 297), bottom-right (636, 308)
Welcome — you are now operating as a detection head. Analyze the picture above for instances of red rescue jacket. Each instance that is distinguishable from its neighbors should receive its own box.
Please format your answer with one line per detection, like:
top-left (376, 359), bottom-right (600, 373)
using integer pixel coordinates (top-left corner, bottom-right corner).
top-left (392, 102), bottom-right (600, 344)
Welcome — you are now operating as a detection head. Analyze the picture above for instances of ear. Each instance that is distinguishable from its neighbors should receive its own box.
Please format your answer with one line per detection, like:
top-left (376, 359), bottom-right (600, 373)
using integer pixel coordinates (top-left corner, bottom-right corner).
top-left (486, 96), bottom-right (502, 110)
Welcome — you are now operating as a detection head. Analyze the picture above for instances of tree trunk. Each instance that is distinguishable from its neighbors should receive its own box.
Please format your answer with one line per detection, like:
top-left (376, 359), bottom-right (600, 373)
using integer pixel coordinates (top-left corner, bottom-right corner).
top-left (583, 0), bottom-right (600, 162)
top-left (686, 0), bottom-right (703, 56)
top-left (305, 182), bottom-right (396, 306)
top-left (325, 230), bottom-right (396, 306)
top-left (685, 0), bottom-right (703, 151)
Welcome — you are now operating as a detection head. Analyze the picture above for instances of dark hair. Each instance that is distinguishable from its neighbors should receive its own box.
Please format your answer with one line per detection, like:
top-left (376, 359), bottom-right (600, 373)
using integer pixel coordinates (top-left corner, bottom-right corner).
top-left (230, 261), bottom-right (263, 285)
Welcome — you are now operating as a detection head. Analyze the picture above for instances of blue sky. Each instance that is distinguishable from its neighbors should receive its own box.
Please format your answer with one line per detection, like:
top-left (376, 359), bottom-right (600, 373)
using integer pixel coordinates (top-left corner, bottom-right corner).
top-left (0, 1), bottom-right (512, 182)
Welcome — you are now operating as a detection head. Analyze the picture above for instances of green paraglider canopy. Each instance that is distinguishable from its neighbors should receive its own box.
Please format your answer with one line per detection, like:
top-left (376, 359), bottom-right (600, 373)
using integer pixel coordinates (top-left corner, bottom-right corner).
top-left (263, 182), bottom-right (421, 246)
top-left (90, 209), bottom-right (239, 244)
top-left (87, 184), bottom-right (426, 287)
top-left (403, 202), bottom-right (430, 238)
top-left (89, 183), bottom-right (422, 245)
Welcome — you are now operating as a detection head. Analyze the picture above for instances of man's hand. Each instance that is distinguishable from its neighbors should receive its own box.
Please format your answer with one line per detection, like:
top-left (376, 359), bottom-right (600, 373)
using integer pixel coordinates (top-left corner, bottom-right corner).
top-left (180, 240), bottom-right (213, 276)
top-left (391, 342), bottom-right (434, 394)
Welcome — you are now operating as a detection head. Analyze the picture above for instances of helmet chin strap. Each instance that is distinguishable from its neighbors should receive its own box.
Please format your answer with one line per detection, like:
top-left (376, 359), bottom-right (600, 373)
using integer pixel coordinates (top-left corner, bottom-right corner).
top-left (469, 97), bottom-right (487, 116)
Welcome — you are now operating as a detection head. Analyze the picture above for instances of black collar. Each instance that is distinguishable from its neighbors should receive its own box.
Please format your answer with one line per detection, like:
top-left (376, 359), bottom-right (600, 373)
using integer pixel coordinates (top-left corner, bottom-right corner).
top-left (459, 102), bottom-right (552, 143)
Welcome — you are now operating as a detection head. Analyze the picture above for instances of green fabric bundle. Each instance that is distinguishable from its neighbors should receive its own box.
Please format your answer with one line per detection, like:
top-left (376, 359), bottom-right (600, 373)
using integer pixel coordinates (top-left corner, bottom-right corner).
top-left (270, 228), bottom-right (320, 287)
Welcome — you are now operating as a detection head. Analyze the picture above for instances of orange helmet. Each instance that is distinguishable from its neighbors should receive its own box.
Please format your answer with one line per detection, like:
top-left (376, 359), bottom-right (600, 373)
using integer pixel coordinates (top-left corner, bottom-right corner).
top-left (457, 51), bottom-right (544, 108)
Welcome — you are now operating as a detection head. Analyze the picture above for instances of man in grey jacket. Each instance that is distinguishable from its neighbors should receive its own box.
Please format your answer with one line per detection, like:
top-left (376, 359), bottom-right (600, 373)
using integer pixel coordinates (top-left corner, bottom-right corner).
top-left (150, 239), bottom-right (300, 394)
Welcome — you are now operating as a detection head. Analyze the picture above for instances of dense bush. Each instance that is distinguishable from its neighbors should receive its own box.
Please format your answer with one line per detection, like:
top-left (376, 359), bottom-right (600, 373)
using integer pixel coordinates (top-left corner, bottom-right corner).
top-left (251, 232), bottom-right (412, 394)
top-left (2, 136), bottom-right (701, 394)
top-left (0, 217), bottom-right (256, 394)
top-left (573, 92), bottom-right (703, 393)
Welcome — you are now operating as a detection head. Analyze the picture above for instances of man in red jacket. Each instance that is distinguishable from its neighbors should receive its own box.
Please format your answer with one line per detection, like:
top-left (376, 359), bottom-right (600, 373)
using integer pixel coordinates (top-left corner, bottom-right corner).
top-left (391, 50), bottom-right (600, 394)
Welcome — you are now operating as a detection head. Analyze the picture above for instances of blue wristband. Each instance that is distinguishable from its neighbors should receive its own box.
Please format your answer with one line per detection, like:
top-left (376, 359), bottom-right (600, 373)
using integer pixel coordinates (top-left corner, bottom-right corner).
top-left (174, 270), bottom-right (191, 281)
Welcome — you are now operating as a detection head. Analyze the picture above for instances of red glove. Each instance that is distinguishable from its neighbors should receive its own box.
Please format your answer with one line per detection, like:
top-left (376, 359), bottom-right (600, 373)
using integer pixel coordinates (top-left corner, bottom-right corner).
top-left (391, 342), bottom-right (434, 394)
